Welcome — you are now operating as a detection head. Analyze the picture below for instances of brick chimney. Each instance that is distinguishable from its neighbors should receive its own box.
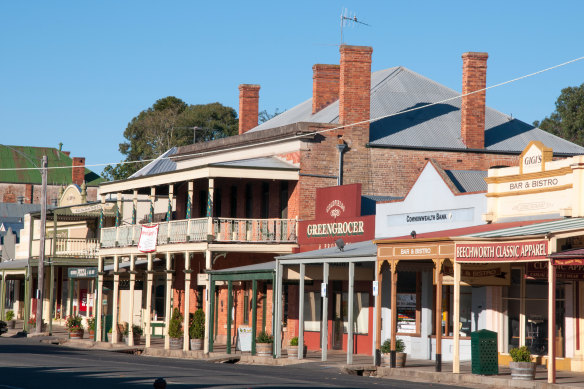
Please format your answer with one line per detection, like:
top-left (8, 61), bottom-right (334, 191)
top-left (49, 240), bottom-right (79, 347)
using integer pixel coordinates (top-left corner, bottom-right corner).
top-left (461, 52), bottom-right (488, 149)
top-left (238, 84), bottom-right (260, 134)
top-left (312, 64), bottom-right (340, 114)
top-left (339, 45), bottom-right (372, 147)
top-left (72, 157), bottom-right (85, 186)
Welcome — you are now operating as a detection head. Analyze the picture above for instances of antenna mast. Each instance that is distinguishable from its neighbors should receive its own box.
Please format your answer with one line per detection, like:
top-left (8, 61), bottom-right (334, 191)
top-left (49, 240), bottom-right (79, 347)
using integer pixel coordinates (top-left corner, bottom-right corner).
top-left (340, 8), bottom-right (370, 45)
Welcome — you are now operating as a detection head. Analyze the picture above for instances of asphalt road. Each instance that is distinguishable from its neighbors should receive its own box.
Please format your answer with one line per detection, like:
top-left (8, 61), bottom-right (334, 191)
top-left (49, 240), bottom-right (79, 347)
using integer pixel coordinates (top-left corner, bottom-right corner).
top-left (0, 337), bottom-right (471, 389)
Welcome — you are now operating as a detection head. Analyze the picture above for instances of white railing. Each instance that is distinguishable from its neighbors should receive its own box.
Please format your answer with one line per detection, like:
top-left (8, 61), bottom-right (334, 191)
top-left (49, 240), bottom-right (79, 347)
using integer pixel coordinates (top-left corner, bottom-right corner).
top-left (213, 218), bottom-right (297, 243)
top-left (31, 238), bottom-right (100, 258)
top-left (99, 217), bottom-right (297, 247)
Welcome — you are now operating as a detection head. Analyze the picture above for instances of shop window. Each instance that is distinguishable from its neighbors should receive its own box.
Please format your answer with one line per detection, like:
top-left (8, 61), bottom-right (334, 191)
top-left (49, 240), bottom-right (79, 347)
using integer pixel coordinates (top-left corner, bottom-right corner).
top-left (153, 277), bottom-right (165, 320)
top-left (444, 286), bottom-right (472, 336)
top-left (303, 291), bottom-right (322, 332)
top-left (243, 287), bottom-right (249, 324)
top-left (341, 292), bottom-right (369, 334)
top-left (397, 272), bottom-right (421, 335)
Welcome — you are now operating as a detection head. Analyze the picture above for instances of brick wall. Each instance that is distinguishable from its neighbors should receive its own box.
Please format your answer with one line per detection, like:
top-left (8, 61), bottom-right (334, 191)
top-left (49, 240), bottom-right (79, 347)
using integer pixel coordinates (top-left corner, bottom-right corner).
top-left (312, 64), bottom-right (340, 114)
top-left (72, 157), bottom-right (85, 186)
top-left (0, 183), bottom-right (98, 205)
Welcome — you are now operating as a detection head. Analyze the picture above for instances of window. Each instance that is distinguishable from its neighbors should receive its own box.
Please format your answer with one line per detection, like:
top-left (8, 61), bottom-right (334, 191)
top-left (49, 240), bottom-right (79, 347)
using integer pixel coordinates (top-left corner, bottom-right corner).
top-left (245, 183), bottom-right (252, 218)
top-left (261, 182), bottom-right (269, 218)
top-left (397, 272), bottom-right (421, 335)
top-left (280, 181), bottom-right (288, 218)
top-left (341, 292), bottom-right (369, 334)
top-left (304, 291), bottom-right (322, 331)
top-left (243, 286), bottom-right (249, 324)
top-left (230, 186), bottom-right (237, 217)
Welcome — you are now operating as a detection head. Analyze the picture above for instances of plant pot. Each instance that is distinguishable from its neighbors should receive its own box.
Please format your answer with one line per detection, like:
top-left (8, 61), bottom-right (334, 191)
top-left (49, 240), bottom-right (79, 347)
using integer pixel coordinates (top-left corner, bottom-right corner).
top-left (190, 338), bottom-right (203, 351)
top-left (287, 345), bottom-right (307, 359)
top-left (133, 334), bottom-right (141, 345)
top-left (7, 320), bottom-right (15, 329)
top-left (169, 337), bottom-right (182, 350)
top-left (382, 353), bottom-right (391, 367)
top-left (69, 329), bottom-right (84, 339)
top-left (510, 361), bottom-right (536, 380)
top-left (89, 329), bottom-right (95, 337)
top-left (256, 342), bottom-right (272, 357)
top-left (396, 352), bottom-right (407, 368)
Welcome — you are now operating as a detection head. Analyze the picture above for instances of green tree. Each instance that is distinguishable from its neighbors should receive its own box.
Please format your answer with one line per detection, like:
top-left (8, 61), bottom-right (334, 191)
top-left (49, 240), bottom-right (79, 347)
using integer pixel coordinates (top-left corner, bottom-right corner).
top-left (103, 97), bottom-right (238, 181)
top-left (259, 108), bottom-right (282, 124)
top-left (535, 83), bottom-right (584, 146)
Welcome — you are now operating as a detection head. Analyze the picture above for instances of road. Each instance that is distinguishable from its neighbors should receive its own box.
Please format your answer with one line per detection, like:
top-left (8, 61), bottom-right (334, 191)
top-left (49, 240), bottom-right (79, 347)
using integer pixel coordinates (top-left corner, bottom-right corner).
top-left (0, 337), bottom-right (471, 388)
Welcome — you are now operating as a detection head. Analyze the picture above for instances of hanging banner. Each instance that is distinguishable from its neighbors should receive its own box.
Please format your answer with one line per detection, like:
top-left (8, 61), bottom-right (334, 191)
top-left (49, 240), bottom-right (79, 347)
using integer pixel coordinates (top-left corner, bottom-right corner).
top-left (138, 224), bottom-right (159, 253)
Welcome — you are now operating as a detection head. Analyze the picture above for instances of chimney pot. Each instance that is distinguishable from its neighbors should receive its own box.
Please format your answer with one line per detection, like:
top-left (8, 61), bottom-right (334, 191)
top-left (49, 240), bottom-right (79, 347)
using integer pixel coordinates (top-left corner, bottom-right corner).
top-left (461, 52), bottom-right (488, 149)
top-left (238, 84), bottom-right (260, 135)
top-left (312, 64), bottom-right (340, 114)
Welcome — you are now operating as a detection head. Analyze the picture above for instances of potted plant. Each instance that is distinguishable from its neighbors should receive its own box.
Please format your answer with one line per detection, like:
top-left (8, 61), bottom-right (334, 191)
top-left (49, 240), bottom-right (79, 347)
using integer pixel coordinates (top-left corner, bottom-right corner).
top-left (189, 309), bottom-right (204, 351)
top-left (509, 346), bottom-right (535, 380)
top-left (124, 324), bottom-right (143, 345)
top-left (27, 317), bottom-right (46, 333)
top-left (287, 336), bottom-right (307, 359)
top-left (66, 315), bottom-right (84, 339)
top-left (255, 331), bottom-right (273, 357)
top-left (6, 310), bottom-right (15, 329)
top-left (168, 308), bottom-right (183, 350)
top-left (87, 317), bottom-right (96, 337)
top-left (380, 338), bottom-right (406, 367)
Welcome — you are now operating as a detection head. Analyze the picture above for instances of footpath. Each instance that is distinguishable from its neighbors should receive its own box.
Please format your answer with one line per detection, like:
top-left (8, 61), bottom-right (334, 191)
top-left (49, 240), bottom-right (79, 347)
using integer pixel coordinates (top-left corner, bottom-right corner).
top-left (11, 326), bottom-right (584, 389)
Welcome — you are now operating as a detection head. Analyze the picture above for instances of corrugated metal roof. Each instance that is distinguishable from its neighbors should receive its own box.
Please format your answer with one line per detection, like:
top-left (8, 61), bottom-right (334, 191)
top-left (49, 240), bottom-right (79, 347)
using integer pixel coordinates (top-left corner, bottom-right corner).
top-left (0, 203), bottom-right (40, 223)
top-left (249, 67), bottom-right (584, 155)
top-left (444, 170), bottom-right (487, 193)
top-left (278, 240), bottom-right (376, 260)
top-left (464, 218), bottom-right (584, 238)
top-left (0, 145), bottom-right (103, 186)
top-left (211, 157), bottom-right (298, 170)
top-left (550, 248), bottom-right (584, 259)
top-left (362, 194), bottom-right (402, 202)
top-left (130, 147), bottom-right (178, 178)
top-left (207, 261), bottom-right (276, 274)
top-left (0, 222), bottom-right (24, 239)
top-left (0, 259), bottom-right (27, 269)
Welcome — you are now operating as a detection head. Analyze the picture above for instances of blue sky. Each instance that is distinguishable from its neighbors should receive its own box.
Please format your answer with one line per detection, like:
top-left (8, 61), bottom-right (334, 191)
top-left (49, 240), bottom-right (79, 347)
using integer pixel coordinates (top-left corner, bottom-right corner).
top-left (1, 1), bottom-right (583, 174)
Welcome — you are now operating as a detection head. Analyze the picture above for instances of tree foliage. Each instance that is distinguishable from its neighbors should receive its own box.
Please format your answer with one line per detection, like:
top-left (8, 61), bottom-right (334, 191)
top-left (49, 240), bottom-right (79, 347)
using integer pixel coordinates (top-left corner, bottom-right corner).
top-left (103, 97), bottom-right (238, 181)
top-left (535, 83), bottom-right (584, 146)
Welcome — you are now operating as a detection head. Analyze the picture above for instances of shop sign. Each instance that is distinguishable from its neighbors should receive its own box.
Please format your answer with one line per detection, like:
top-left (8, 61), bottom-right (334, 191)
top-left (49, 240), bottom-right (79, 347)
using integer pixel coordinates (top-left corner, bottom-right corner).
top-left (298, 215), bottom-right (375, 252)
top-left (520, 141), bottom-right (552, 174)
top-left (138, 224), bottom-right (159, 253)
top-left (387, 208), bottom-right (473, 226)
top-left (456, 240), bottom-right (548, 262)
top-left (68, 267), bottom-right (98, 278)
top-left (442, 263), bottom-right (511, 286)
top-left (378, 243), bottom-right (454, 260)
top-left (502, 174), bottom-right (569, 193)
top-left (526, 261), bottom-right (584, 280)
top-left (314, 184), bottom-right (362, 220)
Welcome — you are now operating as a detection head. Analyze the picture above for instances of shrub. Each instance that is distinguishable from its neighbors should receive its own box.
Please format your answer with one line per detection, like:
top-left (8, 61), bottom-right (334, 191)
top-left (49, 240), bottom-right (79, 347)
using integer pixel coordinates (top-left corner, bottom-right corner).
top-left (290, 336), bottom-right (299, 346)
top-left (124, 324), bottom-right (143, 336)
top-left (380, 338), bottom-right (406, 353)
top-left (256, 331), bottom-right (273, 344)
top-left (87, 317), bottom-right (96, 331)
top-left (189, 309), bottom-right (205, 339)
top-left (168, 308), bottom-right (183, 339)
top-left (66, 315), bottom-right (84, 331)
top-left (510, 346), bottom-right (532, 362)
top-left (6, 311), bottom-right (14, 321)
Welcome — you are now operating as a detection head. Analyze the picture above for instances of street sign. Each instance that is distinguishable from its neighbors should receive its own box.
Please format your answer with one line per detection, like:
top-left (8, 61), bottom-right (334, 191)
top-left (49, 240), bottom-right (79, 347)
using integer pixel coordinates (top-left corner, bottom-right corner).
top-left (321, 282), bottom-right (327, 298)
top-left (372, 281), bottom-right (378, 296)
top-left (68, 267), bottom-right (98, 279)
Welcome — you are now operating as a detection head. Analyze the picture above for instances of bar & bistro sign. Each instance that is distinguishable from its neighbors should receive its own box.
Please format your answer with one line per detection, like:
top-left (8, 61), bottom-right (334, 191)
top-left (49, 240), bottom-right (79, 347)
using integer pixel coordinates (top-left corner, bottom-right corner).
top-left (456, 240), bottom-right (548, 262)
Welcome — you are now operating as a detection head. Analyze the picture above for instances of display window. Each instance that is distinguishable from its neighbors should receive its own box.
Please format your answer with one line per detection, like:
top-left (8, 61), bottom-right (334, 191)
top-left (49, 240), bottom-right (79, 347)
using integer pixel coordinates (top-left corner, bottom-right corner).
top-left (397, 271), bottom-right (421, 336)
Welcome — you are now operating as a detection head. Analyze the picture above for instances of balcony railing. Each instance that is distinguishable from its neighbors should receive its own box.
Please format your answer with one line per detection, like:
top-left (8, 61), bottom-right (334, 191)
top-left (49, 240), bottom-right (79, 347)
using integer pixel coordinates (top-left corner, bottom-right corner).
top-left (31, 238), bottom-right (100, 258)
top-left (100, 217), bottom-right (297, 248)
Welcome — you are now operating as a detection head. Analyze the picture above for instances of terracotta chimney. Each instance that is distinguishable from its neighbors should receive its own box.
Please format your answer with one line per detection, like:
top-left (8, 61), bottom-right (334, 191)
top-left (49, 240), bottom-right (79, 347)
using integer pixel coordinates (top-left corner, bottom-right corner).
top-left (339, 45), bottom-right (372, 147)
top-left (312, 64), bottom-right (340, 114)
top-left (238, 84), bottom-right (260, 134)
top-left (461, 52), bottom-right (488, 149)
top-left (72, 157), bottom-right (85, 186)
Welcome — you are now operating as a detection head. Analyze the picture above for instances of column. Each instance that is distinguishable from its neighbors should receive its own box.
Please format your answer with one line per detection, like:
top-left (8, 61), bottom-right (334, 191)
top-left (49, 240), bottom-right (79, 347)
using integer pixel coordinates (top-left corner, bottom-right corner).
top-left (167, 184), bottom-right (173, 221)
top-left (347, 261), bottom-right (355, 365)
top-left (116, 192), bottom-right (122, 227)
top-left (322, 262), bottom-right (329, 362)
top-left (251, 279), bottom-right (258, 356)
top-left (132, 189), bottom-right (138, 225)
top-left (128, 254), bottom-right (136, 346)
top-left (96, 256), bottom-right (104, 341)
top-left (111, 255), bottom-right (120, 344)
top-left (208, 278), bottom-right (216, 353)
top-left (390, 260), bottom-right (398, 368)
top-left (226, 280), bottom-right (233, 354)
top-left (548, 260), bottom-right (556, 384)
top-left (183, 252), bottom-right (191, 351)
top-left (375, 261), bottom-right (384, 366)
top-left (145, 253), bottom-right (154, 348)
top-left (164, 252), bottom-right (172, 350)
top-left (48, 264), bottom-right (54, 335)
top-left (186, 181), bottom-right (193, 220)
top-left (0, 273), bottom-right (5, 320)
top-left (149, 187), bottom-right (156, 223)
top-left (298, 264), bottom-right (305, 360)
top-left (203, 249), bottom-right (212, 354)
top-left (274, 262), bottom-right (284, 358)
top-left (207, 178), bottom-right (214, 238)
top-left (453, 261), bottom-right (461, 374)
top-left (435, 259), bottom-right (443, 372)
top-left (372, 262), bottom-right (379, 365)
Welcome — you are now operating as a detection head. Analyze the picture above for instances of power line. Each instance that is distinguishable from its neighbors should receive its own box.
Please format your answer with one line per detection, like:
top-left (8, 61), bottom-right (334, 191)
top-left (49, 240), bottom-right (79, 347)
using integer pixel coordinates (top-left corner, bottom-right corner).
top-left (0, 54), bottom-right (583, 173)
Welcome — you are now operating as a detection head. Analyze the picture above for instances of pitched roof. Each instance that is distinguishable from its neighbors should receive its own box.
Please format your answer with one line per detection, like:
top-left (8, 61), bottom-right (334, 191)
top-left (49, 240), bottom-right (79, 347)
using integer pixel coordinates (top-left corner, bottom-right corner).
top-left (0, 145), bottom-right (103, 186)
top-left (444, 169), bottom-right (487, 193)
top-left (464, 218), bottom-right (584, 238)
top-left (130, 147), bottom-right (178, 179)
top-left (0, 203), bottom-right (40, 223)
top-left (278, 240), bottom-right (377, 260)
top-left (252, 67), bottom-right (584, 155)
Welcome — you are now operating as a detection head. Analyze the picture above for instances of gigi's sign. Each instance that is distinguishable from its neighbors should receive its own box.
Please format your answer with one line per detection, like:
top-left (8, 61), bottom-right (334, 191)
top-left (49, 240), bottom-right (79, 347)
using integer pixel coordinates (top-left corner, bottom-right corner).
top-left (456, 240), bottom-right (548, 262)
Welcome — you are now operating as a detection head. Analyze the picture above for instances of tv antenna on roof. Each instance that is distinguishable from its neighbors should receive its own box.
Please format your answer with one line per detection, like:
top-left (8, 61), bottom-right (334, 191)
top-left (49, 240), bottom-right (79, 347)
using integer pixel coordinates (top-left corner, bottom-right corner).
top-left (340, 8), bottom-right (370, 45)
